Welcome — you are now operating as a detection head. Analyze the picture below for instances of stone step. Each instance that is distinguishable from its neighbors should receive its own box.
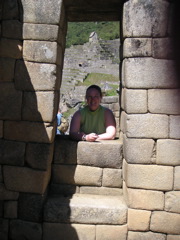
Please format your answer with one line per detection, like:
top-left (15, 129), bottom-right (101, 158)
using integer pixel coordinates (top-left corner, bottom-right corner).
top-left (44, 193), bottom-right (127, 225)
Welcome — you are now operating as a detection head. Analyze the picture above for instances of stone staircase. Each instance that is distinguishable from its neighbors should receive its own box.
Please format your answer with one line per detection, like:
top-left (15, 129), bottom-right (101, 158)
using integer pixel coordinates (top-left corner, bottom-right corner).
top-left (43, 136), bottom-right (128, 240)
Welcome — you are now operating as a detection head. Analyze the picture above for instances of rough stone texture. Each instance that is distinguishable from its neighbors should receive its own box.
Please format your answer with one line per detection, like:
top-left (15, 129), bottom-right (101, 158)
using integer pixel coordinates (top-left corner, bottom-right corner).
top-left (128, 231), bottom-right (166, 240)
top-left (2, 0), bottom-right (20, 20)
top-left (10, 219), bottom-right (42, 240)
top-left (44, 194), bottom-right (127, 225)
top-left (102, 168), bottom-right (122, 188)
top-left (123, 38), bottom-right (151, 57)
top-left (157, 139), bottom-right (180, 166)
top-left (77, 140), bottom-right (123, 168)
top-left (0, 83), bottom-right (22, 120)
top-left (15, 60), bottom-right (61, 91)
top-left (80, 186), bottom-right (123, 196)
top-left (0, 183), bottom-right (19, 201)
top-left (23, 40), bottom-right (62, 65)
top-left (43, 223), bottom-right (95, 240)
top-left (0, 38), bottom-right (22, 59)
top-left (26, 142), bottom-right (54, 170)
top-left (123, 136), bottom-right (155, 164)
top-left (125, 113), bottom-right (169, 139)
top-left (53, 136), bottom-right (78, 164)
top-left (174, 167), bottom-right (180, 190)
top-left (0, 121), bottom-right (2, 138)
top-left (167, 236), bottom-right (180, 240)
top-left (123, 183), bottom-right (164, 210)
top-left (49, 184), bottom-right (79, 196)
top-left (152, 38), bottom-right (174, 59)
top-left (165, 191), bottom-right (180, 214)
top-left (0, 58), bottom-right (15, 82)
top-left (52, 164), bottom-right (102, 186)
top-left (122, 58), bottom-right (179, 89)
top-left (0, 139), bottom-right (25, 166)
top-left (4, 121), bottom-right (56, 143)
top-left (96, 224), bottom-right (127, 240)
top-left (150, 211), bottom-right (180, 234)
top-left (2, 20), bottom-right (22, 39)
top-left (148, 89), bottom-right (180, 114)
top-left (4, 201), bottom-right (17, 218)
top-left (170, 116), bottom-right (180, 139)
top-left (3, 166), bottom-right (51, 194)
top-left (0, 219), bottom-right (8, 240)
top-left (124, 161), bottom-right (173, 191)
top-left (128, 209), bottom-right (151, 231)
top-left (122, 88), bottom-right (147, 113)
top-left (0, 166), bottom-right (2, 182)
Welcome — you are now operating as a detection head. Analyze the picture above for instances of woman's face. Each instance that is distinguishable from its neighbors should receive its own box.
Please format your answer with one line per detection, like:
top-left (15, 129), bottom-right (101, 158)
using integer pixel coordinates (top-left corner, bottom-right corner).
top-left (86, 88), bottom-right (102, 111)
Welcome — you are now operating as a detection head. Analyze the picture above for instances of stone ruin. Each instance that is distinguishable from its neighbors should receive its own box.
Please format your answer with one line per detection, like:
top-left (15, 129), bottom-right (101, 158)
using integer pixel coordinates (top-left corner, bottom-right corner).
top-left (0, 0), bottom-right (180, 239)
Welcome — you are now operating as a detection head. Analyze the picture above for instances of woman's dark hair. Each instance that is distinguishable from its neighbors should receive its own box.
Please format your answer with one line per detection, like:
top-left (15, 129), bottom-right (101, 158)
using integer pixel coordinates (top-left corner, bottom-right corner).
top-left (86, 85), bottom-right (102, 97)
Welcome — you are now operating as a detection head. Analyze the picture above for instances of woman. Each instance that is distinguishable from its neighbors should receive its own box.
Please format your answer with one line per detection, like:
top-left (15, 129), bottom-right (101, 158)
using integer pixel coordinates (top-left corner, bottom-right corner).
top-left (70, 85), bottom-right (116, 142)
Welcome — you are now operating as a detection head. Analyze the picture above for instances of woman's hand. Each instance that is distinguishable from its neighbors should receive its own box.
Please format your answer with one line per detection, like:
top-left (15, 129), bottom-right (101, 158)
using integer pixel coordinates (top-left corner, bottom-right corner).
top-left (86, 133), bottom-right (98, 142)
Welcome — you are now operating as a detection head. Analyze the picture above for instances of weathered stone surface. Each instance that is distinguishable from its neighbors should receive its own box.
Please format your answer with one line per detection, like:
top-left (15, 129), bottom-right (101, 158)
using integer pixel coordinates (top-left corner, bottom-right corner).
top-left (0, 58), bottom-right (15, 82)
top-left (23, 40), bottom-right (62, 64)
top-left (15, 60), bottom-right (61, 91)
top-left (102, 168), bottom-right (122, 188)
top-left (157, 139), bottom-right (180, 166)
top-left (49, 184), bottom-right (79, 196)
top-left (165, 191), bottom-right (180, 214)
top-left (123, 136), bottom-right (155, 164)
top-left (10, 219), bottom-right (42, 240)
top-left (0, 219), bottom-right (9, 240)
top-left (0, 83), bottom-right (22, 120)
top-left (170, 116), bottom-right (180, 139)
top-left (123, 0), bottom-right (169, 37)
top-left (0, 121), bottom-right (2, 138)
top-left (43, 223), bottom-right (95, 240)
top-left (2, 20), bottom-right (22, 39)
top-left (52, 164), bottom-right (102, 186)
top-left (0, 183), bottom-right (19, 200)
top-left (0, 202), bottom-right (3, 217)
top-left (22, 0), bottom-right (63, 24)
top-left (167, 235), bottom-right (180, 240)
top-left (0, 166), bottom-right (2, 182)
top-left (80, 186), bottom-right (123, 196)
top-left (123, 183), bottom-right (164, 210)
top-left (148, 89), bottom-right (180, 114)
top-left (152, 38), bottom-right (174, 59)
top-left (44, 194), bottom-right (127, 224)
top-left (4, 121), bottom-right (56, 143)
top-left (122, 58), bottom-right (179, 88)
top-left (128, 231), bottom-right (166, 240)
top-left (53, 136), bottom-right (77, 164)
top-left (122, 88), bottom-right (147, 113)
top-left (0, 139), bottom-right (25, 166)
top-left (0, 38), bottom-right (22, 59)
top-left (125, 113), bottom-right (169, 138)
top-left (77, 140), bottom-right (123, 168)
top-left (4, 201), bottom-right (17, 219)
top-left (26, 142), bottom-right (54, 170)
top-left (123, 38), bottom-right (151, 57)
top-left (3, 166), bottom-right (51, 194)
top-left (101, 96), bottom-right (118, 104)
top-left (96, 224), bottom-right (127, 240)
top-left (2, 0), bottom-right (20, 20)
top-left (128, 209), bottom-right (151, 231)
top-left (174, 167), bottom-right (180, 190)
top-left (124, 161), bottom-right (173, 191)
top-left (150, 211), bottom-right (180, 234)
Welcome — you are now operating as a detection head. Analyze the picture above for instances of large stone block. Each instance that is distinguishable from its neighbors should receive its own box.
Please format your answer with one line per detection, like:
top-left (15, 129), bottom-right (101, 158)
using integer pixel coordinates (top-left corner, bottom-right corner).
top-left (150, 211), bottom-right (180, 234)
top-left (123, 183), bottom-right (164, 210)
top-left (165, 191), bottom-right (180, 214)
top-left (96, 225), bottom-right (127, 240)
top-left (123, 38), bottom-right (151, 57)
top-left (0, 83), bottom-right (22, 120)
top-left (0, 139), bottom-right (25, 166)
top-left (148, 89), bottom-right (180, 114)
top-left (77, 140), bottom-right (123, 168)
top-left (152, 38), bottom-right (174, 59)
top-left (80, 186), bottom-right (122, 196)
top-left (0, 38), bottom-right (22, 59)
top-left (128, 231), bottom-right (166, 240)
top-left (4, 120), bottom-right (56, 143)
top-left (157, 139), bottom-right (180, 166)
top-left (0, 166), bottom-right (2, 182)
top-left (167, 236), bottom-right (180, 240)
top-left (2, 20), bottom-right (22, 39)
top-left (123, 0), bottom-right (169, 37)
top-left (3, 166), bottom-right (51, 194)
top-left (23, 40), bottom-right (62, 64)
top-left (22, 0), bottom-right (63, 24)
top-left (174, 166), bottom-right (180, 190)
top-left (0, 183), bottom-right (19, 200)
top-left (125, 113), bottom-right (169, 138)
top-left (43, 223), bottom-right (95, 240)
top-left (2, 0), bottom-right (20, 20)
top-left (15, 60), bottom-right (61, 91)
top-left (128, 209), bottom-right (151, 231)
top-left (170, 116), bottom-right (180, 139)
top-left (122, 58), bottom-right (179, 89)
top-left (102, 168), bottom-right (122, 188)
top-left (0, 121), bottom-right (3, 138)
top-left (123, 136), bottom-right (155, 164)
top-left (0, 58), bottom-right (15, 82)
top-left (0, 219), bottom-right (9, 240)
top-left (124, 161), bottom-right (173, 191)
top-left (4, 201), bottom-right (17, 219)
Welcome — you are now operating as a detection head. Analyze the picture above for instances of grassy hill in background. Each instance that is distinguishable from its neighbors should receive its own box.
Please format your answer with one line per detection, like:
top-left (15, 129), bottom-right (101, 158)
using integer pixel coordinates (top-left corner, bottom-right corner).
top-left (66, 22), bottom-right (120, 48)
